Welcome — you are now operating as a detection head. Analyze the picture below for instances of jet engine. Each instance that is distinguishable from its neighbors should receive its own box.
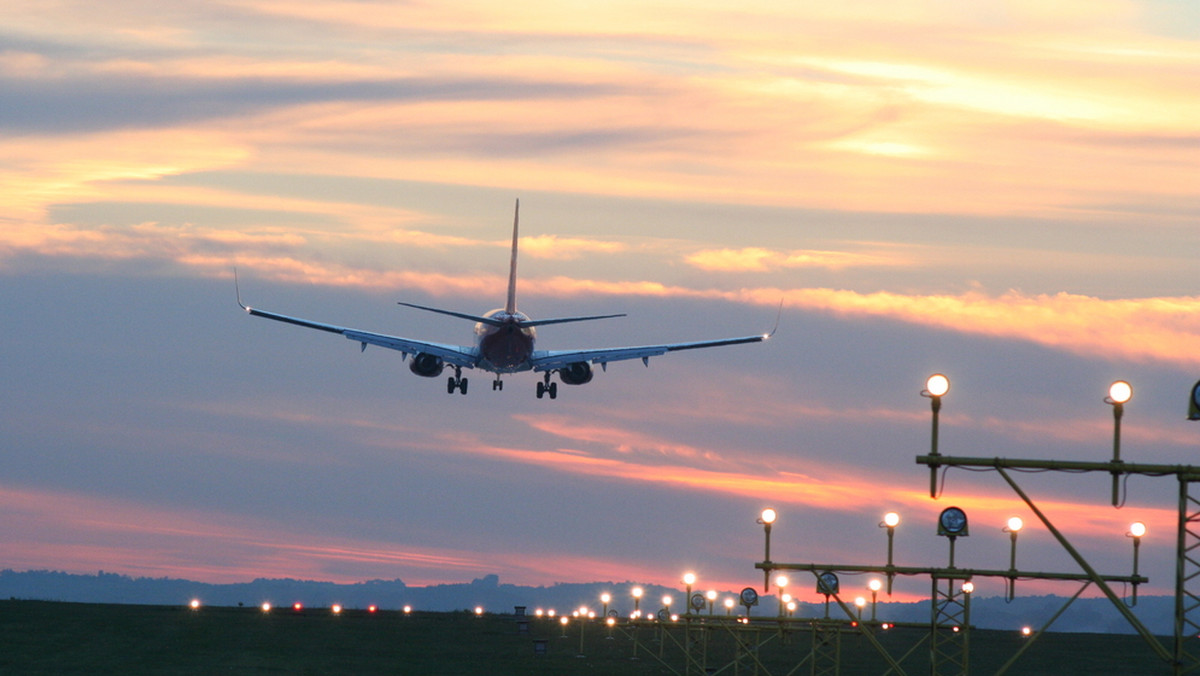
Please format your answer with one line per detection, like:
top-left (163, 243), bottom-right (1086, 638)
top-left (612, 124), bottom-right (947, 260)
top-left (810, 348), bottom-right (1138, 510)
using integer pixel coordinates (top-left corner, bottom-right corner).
top-left (408, 353), bottom-right (445, 378)
top-left (558, 361), bottom-right (594, 385)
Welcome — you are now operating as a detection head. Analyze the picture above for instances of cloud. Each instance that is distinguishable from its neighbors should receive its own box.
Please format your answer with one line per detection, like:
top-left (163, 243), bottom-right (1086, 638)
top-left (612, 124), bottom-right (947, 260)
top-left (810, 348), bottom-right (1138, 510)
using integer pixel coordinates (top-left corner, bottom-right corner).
top-left (0, 484), bottom-right (486, 583)
top-left (685, 246), bottom-right (912, 272)
top-left (763, 288), bottom-right (1200, 369)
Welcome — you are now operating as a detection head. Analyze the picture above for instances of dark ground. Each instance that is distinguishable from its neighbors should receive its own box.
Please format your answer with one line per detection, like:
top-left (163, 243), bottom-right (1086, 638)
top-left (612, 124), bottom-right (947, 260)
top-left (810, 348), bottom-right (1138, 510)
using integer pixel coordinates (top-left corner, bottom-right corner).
top-left (0, 600), bottom-right (1184, 674)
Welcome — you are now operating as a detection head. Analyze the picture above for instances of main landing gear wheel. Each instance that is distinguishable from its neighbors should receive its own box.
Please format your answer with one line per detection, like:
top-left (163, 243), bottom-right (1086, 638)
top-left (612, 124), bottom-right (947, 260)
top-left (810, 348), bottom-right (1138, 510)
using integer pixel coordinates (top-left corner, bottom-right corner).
top-left (447, 369), bottom-right (468, 395)
top-left (492, 379), bottom-right (503, 391)
top-left (536, 380), bottom-right (558, 400)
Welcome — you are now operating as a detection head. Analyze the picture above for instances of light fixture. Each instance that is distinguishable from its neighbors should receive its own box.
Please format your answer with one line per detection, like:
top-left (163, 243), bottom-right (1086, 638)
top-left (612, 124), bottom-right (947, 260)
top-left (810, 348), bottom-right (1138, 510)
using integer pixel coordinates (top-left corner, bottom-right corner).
top-left (925, 373), bottom-right (950, 398)
top-left (938, 507), bottom-right (969, 537)
top-left (1128, 522), bottom-right (1147, 604)
top-left (1108, 380), bottom-right (1133, 405)
top-left (922, 373), bottom-right (950, 497)
top-left (880, 512), bottom-right (900, 593)
top-left (938, 506), bottom-right (969, 569)
top-left (758, 508), bottom-right (777, 590)
top-left (1106, 380), bottom-right (1133, 505)
top-left (817, 571), bottom-right (839, 596)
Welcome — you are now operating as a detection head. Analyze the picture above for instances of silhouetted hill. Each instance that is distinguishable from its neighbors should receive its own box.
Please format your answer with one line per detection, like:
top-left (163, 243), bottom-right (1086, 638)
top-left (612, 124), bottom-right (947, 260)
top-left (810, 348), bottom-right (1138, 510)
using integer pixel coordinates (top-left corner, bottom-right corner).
top-left (0, 569), bottom-right (1173, 635)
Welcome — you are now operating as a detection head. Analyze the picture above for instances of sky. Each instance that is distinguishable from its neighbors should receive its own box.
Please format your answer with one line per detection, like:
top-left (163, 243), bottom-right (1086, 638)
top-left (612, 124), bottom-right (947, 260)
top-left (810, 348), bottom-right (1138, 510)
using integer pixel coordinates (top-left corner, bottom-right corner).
top-left (2, 0), bottom-right (1199, 612)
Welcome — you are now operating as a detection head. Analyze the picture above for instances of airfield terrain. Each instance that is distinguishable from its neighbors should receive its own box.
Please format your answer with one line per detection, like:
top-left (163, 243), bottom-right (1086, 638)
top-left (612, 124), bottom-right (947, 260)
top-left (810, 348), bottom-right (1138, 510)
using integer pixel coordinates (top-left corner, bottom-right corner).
top-left (0, 599), bottom-right (1176, 674)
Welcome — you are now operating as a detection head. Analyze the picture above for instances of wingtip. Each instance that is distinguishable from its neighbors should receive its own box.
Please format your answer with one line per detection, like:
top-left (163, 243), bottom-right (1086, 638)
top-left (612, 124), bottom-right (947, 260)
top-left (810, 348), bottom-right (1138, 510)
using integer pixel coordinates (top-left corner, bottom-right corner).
top-left (233, 267), bottom-right (251, 312)
top-left (765, 299), bottom-right (782, 339)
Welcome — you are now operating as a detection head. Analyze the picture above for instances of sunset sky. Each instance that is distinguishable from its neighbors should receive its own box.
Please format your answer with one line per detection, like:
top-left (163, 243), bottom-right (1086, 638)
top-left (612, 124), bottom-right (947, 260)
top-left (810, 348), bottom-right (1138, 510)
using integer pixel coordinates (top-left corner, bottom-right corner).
top-left (3, 0), bottom-right (1199, 608)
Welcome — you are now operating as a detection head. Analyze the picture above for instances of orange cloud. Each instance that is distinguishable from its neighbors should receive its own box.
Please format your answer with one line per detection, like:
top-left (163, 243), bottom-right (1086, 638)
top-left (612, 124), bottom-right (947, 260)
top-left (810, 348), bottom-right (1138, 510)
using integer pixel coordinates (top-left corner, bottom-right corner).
top-left (764, 288), bottom-right (1200, 369)
top-left (685, 246), bottom-right (912, 272)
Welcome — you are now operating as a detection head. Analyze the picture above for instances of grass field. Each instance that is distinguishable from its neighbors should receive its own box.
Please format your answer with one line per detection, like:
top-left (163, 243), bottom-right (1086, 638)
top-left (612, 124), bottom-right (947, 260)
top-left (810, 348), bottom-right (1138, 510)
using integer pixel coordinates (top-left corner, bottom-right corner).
top-left (0, 600), bottom-right (1179, 674)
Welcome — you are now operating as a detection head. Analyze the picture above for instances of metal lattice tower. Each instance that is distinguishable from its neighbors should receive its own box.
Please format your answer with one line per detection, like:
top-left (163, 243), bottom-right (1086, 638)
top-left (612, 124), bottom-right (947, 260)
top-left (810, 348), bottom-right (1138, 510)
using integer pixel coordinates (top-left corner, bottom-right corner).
top-left (810, 620), bottom-right (841, 676)
top-left (930, 575), bottom-right (969, 676)
top-left (1176, 477), bottom-right (1200, 673)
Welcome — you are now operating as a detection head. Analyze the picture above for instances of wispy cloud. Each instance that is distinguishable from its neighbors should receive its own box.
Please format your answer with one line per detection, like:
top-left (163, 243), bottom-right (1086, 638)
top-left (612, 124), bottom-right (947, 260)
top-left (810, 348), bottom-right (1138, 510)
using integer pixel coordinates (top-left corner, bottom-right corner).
top-left (685, 246), bottom-right (912, 272)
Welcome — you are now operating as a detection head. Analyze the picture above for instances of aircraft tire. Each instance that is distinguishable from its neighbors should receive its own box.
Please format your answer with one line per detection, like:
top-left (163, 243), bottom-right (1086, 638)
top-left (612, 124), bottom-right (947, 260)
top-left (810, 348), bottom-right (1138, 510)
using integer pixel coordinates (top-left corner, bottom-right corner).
top-left (548, 382), bottom-right (557, 399)
top-left (460, 378), bottom-right (468, 394)
top-left (536, 382), bottom-right (545, 399)
top-left (447, 377), bottom-right (456, 394)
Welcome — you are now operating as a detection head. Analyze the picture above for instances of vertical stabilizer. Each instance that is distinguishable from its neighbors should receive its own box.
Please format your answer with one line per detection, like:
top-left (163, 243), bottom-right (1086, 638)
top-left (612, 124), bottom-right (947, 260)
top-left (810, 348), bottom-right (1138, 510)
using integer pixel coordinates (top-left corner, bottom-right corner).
top-left (506, 199), bottom-right (519, 314)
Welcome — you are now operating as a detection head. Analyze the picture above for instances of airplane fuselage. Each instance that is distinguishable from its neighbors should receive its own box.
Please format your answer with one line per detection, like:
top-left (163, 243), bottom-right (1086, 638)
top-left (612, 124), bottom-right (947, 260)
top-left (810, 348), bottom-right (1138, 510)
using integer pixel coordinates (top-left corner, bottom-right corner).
top-left (474, 309), bottom-right (536, 373)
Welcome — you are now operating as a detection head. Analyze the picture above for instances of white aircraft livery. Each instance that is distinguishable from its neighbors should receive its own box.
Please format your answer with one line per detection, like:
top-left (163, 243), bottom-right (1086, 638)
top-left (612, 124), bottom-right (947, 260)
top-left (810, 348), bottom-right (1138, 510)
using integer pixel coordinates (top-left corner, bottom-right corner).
top-left (238, 200), bottom-right (773, 399)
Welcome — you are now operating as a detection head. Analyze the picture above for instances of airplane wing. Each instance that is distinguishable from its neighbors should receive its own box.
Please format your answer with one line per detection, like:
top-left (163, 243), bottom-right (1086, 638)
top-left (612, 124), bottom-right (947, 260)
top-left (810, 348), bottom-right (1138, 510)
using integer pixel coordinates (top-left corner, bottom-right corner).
top-left (239, 300), bottom-right (481, 369)
top-left (529, 333), bottom-right (770, 372)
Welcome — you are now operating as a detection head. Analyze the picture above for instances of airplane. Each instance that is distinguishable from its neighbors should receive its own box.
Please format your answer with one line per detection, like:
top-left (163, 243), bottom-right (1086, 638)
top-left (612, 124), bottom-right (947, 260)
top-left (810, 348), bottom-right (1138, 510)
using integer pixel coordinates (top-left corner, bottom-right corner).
top-left (237, 200), bottom-right (773, 399)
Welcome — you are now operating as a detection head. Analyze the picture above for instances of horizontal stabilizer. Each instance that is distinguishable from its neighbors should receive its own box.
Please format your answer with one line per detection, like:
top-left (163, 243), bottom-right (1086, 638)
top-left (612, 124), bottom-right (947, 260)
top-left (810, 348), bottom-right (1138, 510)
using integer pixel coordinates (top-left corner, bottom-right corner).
top-left (397, 302), bottom-right (508, 327)
top-left (521, 313), bottom-right (626, 328)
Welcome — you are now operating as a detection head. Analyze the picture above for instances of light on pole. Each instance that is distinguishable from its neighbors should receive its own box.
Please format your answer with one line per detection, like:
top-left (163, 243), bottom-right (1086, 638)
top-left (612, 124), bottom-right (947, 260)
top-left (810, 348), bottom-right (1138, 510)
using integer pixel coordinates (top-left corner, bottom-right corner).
top-left (632, 587), bottom-right (643, 619)
top-left (1128, 521), bottom-right (1146, 604)
top-left (1004, 516), bottom-right (1023, 600)
top-left (1107, 380), bottom-right (1133, 506)
top-left (880, 511), bottom-right (900, 593)
top-left (868, 579), bottom-right (883, 621)
top-left (758, 508), bottom-right (777, 590)
top-left (922, 373), bottom-right (950, 498)
top-left (774, 575), bottom-right (788, 617)
top-left (682, 572), bottom-right (696, 616)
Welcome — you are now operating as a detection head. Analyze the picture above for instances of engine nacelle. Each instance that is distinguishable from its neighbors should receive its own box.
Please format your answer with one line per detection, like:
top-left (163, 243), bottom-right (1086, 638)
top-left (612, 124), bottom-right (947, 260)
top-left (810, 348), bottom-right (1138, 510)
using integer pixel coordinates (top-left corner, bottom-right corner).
top-left (558, 361), bottom-right (594, 386)
top-left (409, 352), bottom-right (445, 378)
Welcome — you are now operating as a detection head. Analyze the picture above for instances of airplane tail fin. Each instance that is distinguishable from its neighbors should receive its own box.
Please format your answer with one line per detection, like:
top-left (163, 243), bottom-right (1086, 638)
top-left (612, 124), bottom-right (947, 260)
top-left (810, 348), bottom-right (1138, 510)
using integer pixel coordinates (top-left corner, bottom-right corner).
top-left (506, 199), bottom-right (519, 315)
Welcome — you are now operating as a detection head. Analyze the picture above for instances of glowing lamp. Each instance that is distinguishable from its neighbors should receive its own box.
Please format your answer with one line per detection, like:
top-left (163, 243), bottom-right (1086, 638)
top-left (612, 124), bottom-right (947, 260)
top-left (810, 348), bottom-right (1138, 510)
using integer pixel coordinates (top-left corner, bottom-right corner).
top-left (261, 602), bottom-right (272, 613)
top-left (1130, 522), bottom-right (1147, 538)
top-left (1109, 381), bottom-right (1133, 404)
top-left (683, 572), bottom-right (696, 586)
top-left (332, 604), bottom-right (342, 615)
top-left (883, 512), bottom-right (900, 528)
top-left (189, 599), bottom-right (201, 610)
top-left (759, 508), bottom-right (777, 525)
top-left (1006, 517), bottom-right (1024, 532)
top-left (926, 373), bottom-right (950, 397)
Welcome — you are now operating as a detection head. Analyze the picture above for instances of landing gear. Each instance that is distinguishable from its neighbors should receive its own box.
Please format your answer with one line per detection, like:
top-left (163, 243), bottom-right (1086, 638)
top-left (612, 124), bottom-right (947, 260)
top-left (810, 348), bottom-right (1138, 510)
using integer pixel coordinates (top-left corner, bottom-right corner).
top-left (536, 374), bottom-right (558, 400)
top-left (446, 368), bottom-right (468, 395)
top-left (492, 378), bottom-right (504, 391)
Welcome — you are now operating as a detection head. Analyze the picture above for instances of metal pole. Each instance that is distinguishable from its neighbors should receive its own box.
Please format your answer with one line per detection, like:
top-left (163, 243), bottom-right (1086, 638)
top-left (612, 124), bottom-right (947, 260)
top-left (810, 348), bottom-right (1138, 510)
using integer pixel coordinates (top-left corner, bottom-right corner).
top-left (930, 395), bottom-right (942, 498)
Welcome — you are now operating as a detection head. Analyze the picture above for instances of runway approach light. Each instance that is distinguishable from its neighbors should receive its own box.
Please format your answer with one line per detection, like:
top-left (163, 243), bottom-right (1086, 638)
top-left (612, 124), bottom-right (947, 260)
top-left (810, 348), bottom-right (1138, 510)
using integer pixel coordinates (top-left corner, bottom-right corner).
top-left (189, 599), bottom-right (201, 610)
top-left (925, 373), bottom-right (950, 398)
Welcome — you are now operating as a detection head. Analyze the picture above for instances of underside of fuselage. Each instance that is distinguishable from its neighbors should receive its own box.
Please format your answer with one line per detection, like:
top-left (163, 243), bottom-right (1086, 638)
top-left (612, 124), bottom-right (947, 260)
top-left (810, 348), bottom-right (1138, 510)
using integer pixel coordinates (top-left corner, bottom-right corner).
top-left (475, 310), bottom-right (536, 372)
